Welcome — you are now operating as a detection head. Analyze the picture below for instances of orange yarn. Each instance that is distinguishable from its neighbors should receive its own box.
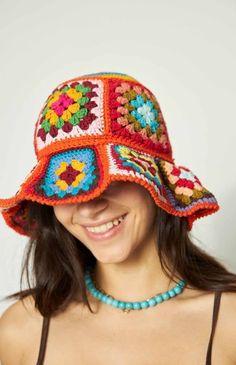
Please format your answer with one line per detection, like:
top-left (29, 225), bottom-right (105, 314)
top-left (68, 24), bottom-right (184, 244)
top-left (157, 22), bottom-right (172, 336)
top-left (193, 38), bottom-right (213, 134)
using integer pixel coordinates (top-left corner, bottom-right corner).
top-left (0, 72), bottom-right (219, 236)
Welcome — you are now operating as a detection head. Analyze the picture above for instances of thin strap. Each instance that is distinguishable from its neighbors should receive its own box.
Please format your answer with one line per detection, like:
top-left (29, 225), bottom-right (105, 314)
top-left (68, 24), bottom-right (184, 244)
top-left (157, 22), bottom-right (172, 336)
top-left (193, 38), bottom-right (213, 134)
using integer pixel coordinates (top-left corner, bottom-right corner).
top-left (35, 316), bottom-right (51, 365)
top-left (205, 291), bottom-right (222, 365)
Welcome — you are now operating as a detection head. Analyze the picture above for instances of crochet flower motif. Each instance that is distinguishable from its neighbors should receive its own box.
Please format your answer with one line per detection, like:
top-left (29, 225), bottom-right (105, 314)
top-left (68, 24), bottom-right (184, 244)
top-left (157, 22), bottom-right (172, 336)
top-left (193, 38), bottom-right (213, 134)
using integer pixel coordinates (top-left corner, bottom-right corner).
top-left (114, 145), bottom-right (162, 187)
top-left (111, 81), bottom-right (170, 154)
top-left (55, 160), bottom-right (86, 192)
top-left (130, 95), bottom-right (159, 132)
top-left (39, 149), bottom-right (98, 198)
top-left (159, 160), bottom-right (207, 205)
top-left (37, 81), bottom-right (98, 142)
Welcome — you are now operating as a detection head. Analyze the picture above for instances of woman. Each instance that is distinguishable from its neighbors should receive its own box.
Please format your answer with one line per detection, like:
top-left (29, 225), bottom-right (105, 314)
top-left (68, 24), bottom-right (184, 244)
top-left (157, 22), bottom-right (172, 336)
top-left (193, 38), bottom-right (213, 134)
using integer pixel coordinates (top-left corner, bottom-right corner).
top-left (0, 72), bottom-right (236, 365)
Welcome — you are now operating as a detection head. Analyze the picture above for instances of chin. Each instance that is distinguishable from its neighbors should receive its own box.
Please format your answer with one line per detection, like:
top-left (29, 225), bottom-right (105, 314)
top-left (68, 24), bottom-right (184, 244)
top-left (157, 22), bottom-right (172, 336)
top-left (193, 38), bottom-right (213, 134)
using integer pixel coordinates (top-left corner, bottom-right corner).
top-left (93, 247), bottom-right (132, 265)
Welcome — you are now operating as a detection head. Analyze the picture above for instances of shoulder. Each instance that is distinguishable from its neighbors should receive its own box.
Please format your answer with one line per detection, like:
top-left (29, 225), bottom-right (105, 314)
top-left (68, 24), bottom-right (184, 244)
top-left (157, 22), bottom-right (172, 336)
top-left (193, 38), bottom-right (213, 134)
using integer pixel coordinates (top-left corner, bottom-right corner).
top-left (0, 295), bottom-right (42, 365)
top-left (180, 288), bottom-right (236, 362)
top-left (219, 291), bottom-right (236, 361)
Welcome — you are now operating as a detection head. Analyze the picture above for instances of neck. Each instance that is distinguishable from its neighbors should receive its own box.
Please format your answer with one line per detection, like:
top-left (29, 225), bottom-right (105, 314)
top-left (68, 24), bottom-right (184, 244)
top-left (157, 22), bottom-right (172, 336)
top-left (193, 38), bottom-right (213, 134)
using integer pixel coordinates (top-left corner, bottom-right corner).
top-left (90, 242), bottom-right (179, 302)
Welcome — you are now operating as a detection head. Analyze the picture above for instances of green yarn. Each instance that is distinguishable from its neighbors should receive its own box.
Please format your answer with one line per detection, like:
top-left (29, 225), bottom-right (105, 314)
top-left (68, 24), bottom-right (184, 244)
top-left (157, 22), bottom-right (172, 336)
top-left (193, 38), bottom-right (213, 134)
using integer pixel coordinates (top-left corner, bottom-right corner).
top-left (75, 84), bottom-right (91, 95)
top-left (61, 86), bottom-right (70, 93)
top-left (56, 117), bottom-right (65, 129)
top-left (76, 108), bottom-right (88, 119)
top-left (78, 96), bottom-right (90, 106)
top-left (41, 119), bottom-right (51, 132)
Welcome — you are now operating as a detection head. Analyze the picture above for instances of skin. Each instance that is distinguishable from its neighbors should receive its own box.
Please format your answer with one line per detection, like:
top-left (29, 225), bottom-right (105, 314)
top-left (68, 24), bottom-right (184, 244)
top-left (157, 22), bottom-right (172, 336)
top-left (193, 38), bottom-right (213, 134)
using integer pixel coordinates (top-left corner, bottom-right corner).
top-left (53, 180), bottom-right (180, 303)
top-left (1, 181), bottom-right (236, 364)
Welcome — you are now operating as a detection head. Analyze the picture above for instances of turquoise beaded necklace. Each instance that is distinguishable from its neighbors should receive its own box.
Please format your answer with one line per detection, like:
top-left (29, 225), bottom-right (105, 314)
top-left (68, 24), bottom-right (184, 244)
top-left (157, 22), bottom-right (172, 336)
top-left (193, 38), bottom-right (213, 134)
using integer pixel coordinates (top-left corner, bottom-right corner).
top-left (84, 265), bottom-right (187, 313)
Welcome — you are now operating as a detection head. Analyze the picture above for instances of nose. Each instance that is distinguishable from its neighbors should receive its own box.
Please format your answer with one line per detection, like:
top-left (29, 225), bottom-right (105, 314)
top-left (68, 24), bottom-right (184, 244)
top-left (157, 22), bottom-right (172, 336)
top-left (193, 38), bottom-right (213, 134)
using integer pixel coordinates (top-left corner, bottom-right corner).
top-left (77, 193), bottom-right (109, 217)
top-left (76, 182), bottom-right (119, 215)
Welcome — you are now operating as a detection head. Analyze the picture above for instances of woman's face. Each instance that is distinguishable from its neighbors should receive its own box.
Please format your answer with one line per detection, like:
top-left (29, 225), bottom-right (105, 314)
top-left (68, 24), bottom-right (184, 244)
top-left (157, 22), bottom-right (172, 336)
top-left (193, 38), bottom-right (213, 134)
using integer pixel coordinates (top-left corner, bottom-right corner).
top-left (53, 181), bottom-right (158, 264)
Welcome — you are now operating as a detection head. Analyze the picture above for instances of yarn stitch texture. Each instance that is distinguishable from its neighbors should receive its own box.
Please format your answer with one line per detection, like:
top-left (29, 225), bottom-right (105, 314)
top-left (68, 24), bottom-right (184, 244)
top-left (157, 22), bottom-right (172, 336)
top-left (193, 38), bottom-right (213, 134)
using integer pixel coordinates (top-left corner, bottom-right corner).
top-left (0, 72), bottom-right (219, 236)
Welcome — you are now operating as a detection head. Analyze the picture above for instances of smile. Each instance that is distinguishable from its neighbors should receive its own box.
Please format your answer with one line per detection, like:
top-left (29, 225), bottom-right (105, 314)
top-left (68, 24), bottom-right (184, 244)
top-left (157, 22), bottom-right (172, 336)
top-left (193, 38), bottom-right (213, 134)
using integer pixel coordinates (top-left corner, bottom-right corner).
top-left (83, 213), bottom-right (128, 240)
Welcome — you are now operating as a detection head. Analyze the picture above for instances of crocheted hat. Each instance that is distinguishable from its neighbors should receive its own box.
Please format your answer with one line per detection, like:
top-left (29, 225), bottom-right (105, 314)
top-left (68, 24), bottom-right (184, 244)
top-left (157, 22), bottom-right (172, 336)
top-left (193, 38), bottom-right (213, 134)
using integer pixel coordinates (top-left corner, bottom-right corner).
top-left (0, 72), bottom-right (219, 236)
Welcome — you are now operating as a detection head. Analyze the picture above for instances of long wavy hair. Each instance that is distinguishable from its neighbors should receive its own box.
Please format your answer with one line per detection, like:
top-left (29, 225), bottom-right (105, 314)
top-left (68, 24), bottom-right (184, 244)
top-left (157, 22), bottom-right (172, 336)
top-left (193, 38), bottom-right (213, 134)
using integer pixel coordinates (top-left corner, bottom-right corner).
top-left (2, 200), bottom-right (236, 317)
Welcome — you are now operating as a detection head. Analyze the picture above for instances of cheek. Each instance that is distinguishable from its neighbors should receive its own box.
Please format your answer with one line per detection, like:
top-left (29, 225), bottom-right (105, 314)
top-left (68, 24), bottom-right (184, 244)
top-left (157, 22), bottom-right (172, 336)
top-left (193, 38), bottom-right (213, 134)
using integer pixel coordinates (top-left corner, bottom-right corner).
top-left (53, 206), bottom-right (73, 225)
top-left (136, 195), bottom-right (158, 230)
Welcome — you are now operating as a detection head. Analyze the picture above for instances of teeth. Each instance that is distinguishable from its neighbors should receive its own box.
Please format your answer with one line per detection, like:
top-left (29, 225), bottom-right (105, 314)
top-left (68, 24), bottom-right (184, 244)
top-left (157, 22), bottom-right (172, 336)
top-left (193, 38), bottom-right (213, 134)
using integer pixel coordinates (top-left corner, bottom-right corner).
top-left (86, 215), bottom-right (125, 233)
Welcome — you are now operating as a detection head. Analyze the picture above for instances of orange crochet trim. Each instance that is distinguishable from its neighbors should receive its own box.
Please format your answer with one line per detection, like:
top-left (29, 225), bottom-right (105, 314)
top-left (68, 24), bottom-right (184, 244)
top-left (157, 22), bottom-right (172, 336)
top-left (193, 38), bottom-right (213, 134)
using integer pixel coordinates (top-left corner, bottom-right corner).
top-left (36, 135), bottom-right (174, 162)
top-left (0, 72), bottom-right (220, 236)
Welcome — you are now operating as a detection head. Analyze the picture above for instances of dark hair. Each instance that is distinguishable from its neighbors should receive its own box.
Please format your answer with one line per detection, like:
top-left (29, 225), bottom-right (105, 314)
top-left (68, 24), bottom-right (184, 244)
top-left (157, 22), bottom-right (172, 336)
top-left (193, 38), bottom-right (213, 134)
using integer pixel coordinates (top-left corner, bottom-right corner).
top-left (2, 200), bottom-right (236, 317)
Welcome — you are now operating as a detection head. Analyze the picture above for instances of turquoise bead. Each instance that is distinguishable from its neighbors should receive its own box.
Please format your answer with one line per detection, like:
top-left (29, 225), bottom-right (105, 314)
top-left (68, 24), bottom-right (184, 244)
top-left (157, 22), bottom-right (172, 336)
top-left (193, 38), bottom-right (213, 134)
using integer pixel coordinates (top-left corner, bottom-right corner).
top-left (154, 295), bottom-right (163, 304)
top-left (125, 303), bottom-right (133, 310)
top-left (111, 299), bottom-right (119, 307)
top-left (161, 292), bottom-right (170, 300)
top-left (133, 302), bottom-right (141, 309)
top-left (97, 292), bottom-right (103, 300)
top-left (140, 301), bottom-right (149, 309)
top-left (84, 266), bottom-right (187, 312)
top-left (168, 289), bottom-right (176, 297)
top-left (101, 295), bottom-right (109, 303)
top-left (147, 298), bottom-right (156, 307)
top-left (174, 286), bottom-right (182, 294)
top-left (106, 296), bottom-right (113, 305)
top-left (118, 302), bottom-right (126, 309)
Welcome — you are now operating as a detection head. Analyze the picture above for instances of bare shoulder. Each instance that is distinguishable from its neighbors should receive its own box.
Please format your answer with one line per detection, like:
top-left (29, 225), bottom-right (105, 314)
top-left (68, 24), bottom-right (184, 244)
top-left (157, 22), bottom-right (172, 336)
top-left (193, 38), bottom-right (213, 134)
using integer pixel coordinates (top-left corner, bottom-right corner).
top-left (179, 288), bottom-right (236, 363)
top-left (0, 295), bottom-right (42, 365)
top-left (219, 291), bottom-right (236, 363)
top-left (220, 291), bottom-right (236, 328)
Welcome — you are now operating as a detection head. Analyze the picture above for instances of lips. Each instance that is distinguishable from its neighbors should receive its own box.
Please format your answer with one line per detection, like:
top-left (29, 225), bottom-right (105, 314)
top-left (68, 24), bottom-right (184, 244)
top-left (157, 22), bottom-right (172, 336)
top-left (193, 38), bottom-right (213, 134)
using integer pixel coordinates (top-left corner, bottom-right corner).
top-left (82, 213), bottom-right (127, 228)
top-left (82, 213), bottom-right (128, 241)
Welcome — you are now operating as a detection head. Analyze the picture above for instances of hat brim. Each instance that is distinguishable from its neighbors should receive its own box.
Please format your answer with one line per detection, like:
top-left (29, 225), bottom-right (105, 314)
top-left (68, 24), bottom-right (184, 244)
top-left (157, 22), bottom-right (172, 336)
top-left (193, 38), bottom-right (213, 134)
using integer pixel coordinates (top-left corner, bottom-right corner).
top-left (0, 143), bottom-right (219, 236)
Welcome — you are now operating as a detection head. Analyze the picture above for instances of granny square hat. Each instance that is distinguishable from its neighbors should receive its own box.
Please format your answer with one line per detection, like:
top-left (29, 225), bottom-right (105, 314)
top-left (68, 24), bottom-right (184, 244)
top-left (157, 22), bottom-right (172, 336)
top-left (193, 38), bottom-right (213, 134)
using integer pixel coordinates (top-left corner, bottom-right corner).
top-left (0, 72), bottom-right (219, 236)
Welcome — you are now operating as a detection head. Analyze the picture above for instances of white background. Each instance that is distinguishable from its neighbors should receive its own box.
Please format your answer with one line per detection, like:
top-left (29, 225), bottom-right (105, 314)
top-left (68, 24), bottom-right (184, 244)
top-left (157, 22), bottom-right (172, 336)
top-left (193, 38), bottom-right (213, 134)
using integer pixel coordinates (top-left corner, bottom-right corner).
top-left (0, 0), bottom-right (235, 314)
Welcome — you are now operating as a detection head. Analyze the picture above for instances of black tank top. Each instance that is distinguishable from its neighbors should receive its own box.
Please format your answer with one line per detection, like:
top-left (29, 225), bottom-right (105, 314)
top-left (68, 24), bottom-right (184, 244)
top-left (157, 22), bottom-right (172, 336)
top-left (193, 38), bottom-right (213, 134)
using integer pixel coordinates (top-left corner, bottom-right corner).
top-left (35, 291), bottom-right (222, 365)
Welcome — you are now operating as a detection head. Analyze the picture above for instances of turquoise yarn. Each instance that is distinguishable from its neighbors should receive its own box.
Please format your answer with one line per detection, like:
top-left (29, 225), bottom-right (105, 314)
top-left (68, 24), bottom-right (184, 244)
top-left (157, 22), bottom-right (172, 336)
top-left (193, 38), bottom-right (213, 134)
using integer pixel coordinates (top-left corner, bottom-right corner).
top-left (84, 265), bottom-right (187, 312)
